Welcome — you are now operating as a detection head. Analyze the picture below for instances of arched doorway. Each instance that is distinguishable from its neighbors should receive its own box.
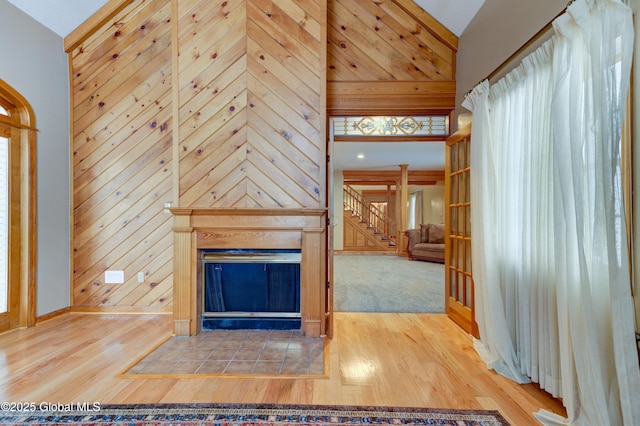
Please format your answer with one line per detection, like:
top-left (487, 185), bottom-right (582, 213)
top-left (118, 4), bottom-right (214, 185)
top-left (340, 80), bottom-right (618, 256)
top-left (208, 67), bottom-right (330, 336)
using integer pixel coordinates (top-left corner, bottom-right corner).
top-left (0, 78), bottom-right (36, 332)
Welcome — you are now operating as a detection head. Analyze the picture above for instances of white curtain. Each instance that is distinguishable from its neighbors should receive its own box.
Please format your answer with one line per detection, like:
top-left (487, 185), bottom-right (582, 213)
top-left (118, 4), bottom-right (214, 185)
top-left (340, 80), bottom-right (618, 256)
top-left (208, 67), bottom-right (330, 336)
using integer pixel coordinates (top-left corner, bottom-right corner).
top-left (463, 0), bottom-right (640, 425)
top-left (465, 38), bottom-right (559, 388)
top-left (408, 191), bottom-right (423, 228)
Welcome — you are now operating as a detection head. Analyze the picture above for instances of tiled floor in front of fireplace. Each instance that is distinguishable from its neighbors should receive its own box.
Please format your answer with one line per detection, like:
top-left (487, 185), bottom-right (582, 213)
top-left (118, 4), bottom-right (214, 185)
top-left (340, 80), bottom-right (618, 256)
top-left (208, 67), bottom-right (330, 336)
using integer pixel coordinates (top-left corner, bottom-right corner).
top-left (123, 329), bottom-right (326, 377)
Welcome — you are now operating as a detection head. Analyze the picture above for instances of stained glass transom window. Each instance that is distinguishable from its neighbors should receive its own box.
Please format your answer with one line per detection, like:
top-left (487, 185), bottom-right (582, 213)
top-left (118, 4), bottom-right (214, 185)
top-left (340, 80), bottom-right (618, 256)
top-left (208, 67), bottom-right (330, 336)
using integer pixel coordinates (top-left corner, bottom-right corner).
top-left (333, 116), bottom-right (449, 137)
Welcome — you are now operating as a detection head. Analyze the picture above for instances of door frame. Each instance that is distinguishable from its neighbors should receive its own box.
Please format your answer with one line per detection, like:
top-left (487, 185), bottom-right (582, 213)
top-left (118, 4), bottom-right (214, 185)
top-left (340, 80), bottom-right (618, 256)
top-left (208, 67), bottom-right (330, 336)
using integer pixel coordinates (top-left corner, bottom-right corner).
top-left (325, 118), bottom-right (336, 338)
top-left (0, 79), bottom-right (37, 332)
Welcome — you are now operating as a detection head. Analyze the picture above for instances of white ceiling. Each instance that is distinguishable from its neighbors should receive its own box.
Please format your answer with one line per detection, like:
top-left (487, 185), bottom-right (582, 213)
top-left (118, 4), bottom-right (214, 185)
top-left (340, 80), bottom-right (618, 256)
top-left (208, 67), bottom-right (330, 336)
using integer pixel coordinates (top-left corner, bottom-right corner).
top-left (414, 0), bottom-right (485, 37)
top-left (5, 0), bottom-right (109, 38)
top-left (333, 142), bottom-right (444, 171)
top-left (5, 0), bottom-right (484, 38)
top-left (5, 0), bottom-right (484, 173)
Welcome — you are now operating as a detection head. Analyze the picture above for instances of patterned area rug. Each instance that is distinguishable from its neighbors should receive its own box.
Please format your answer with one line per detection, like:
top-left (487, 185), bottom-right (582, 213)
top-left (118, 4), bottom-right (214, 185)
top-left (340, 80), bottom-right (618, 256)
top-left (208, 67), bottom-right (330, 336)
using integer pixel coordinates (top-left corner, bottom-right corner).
top-left (0, 403), bottom-right (510, 425)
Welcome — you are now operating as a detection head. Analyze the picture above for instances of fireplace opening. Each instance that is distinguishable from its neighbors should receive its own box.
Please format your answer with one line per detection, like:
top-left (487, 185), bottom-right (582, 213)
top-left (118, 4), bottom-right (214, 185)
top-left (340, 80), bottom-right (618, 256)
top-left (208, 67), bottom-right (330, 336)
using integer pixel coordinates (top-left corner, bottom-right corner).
top-left (201, 249), bottom-right (301, 330)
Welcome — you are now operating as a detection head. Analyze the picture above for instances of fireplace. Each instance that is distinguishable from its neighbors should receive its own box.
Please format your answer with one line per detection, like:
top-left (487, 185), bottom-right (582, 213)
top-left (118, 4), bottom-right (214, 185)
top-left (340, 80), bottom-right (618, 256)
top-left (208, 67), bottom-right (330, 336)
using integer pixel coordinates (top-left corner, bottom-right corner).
top-left (171, 208), bottom-right (327, 337)
top-left (201, 249), bottom-right (301, 330)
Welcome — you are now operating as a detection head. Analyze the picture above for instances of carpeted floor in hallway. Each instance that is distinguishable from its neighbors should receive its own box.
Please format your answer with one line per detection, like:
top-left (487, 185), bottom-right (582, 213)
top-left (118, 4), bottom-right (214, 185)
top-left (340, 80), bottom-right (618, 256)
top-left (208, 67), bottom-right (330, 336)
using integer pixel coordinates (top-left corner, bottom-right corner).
top-left (333, 253), bottom-right (445, 313)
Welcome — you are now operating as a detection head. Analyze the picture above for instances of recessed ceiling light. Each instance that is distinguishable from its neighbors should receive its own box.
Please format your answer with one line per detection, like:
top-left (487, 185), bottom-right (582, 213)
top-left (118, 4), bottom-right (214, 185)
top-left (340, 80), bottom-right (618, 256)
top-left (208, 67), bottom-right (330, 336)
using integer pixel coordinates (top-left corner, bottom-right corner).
top-left (357, 154), bottom-right (365, 159)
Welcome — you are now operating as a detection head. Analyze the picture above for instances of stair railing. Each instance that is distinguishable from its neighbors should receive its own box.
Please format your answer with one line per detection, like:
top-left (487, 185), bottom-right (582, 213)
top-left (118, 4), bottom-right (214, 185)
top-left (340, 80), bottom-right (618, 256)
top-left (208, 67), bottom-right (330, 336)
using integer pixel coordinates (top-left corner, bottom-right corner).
top-left (343, 185), bottom-right (395, 244)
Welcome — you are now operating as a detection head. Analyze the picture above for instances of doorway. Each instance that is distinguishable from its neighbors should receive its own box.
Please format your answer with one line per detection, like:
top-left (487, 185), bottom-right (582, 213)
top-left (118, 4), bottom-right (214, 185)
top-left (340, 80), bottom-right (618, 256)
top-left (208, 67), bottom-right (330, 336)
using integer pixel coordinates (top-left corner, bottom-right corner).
top-left (328, 116), bottom-right (448, 314)
top-left (0, 79), bottom-right (37, 332)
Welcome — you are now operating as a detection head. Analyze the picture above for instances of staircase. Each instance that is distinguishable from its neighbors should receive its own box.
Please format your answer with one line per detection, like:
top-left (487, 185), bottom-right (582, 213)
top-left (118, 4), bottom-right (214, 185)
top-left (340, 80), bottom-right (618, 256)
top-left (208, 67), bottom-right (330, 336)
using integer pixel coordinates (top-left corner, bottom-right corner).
top-left (343, 185), bottom-right (396, 252)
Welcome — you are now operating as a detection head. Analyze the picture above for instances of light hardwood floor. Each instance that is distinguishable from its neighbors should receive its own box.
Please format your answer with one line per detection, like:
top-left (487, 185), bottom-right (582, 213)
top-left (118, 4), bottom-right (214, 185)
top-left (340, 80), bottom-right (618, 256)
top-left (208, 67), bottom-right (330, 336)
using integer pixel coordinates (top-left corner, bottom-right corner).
top-left (0, 312), bottom-right (565, 425)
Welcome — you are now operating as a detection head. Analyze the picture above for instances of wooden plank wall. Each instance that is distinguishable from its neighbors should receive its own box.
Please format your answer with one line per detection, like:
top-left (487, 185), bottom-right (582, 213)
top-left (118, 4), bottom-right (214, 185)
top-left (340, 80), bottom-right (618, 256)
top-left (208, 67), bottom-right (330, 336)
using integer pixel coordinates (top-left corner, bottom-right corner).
top-left (328, 0), bottom-right (455, 82)
top-left (70, 0), bottom-right (174, 309)
top-left (326, 0), bottom-right (457, 115)
top-left (177, 0), bottom-right (325, 209)
top-left (67, 0), bottom-right (454, 309)
top-left (67, 0), bottom-right (327, 308)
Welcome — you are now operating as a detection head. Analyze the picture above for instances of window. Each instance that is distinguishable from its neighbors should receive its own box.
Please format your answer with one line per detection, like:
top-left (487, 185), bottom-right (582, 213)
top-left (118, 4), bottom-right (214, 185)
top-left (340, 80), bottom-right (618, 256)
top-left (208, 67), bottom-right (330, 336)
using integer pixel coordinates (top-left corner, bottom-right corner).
top-left (332, 115), bottom-right (449, 138)
top-left (408, 191), bottom-right (423, 229)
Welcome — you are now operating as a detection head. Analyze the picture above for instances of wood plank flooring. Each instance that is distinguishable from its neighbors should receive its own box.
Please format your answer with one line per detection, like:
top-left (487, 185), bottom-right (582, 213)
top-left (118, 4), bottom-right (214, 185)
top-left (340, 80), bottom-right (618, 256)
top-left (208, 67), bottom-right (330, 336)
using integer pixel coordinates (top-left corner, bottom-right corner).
top-left (0, 312), bottom-right (565, 425)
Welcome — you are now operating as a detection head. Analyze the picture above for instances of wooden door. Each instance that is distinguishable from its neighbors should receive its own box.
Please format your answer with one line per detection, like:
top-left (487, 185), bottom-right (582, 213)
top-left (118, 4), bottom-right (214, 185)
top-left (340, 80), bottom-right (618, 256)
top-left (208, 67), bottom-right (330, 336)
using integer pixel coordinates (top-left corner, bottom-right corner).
top-left (445, 125), bottom-right (478, 338)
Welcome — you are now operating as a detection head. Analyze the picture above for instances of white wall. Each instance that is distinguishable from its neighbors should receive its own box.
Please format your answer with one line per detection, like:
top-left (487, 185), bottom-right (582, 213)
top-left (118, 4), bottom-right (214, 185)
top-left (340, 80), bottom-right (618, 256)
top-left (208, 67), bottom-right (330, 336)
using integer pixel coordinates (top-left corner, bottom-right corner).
top-left (455, 0), bottom-right (565, 131)
top-left (0, 0), bottom-right (71, 316)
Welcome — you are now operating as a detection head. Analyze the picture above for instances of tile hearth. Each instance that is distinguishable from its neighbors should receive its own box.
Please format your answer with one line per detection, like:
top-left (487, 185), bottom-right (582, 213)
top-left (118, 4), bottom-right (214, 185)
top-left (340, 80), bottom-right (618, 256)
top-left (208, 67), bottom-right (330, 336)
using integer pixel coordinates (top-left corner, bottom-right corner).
top-left (124, 330), bottom-right (326, 377)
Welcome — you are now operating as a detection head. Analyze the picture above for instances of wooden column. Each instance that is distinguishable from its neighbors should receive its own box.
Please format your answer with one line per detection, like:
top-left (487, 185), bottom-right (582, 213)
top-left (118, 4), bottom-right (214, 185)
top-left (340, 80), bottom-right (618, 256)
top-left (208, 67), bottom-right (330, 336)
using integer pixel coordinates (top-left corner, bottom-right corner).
top-left (302, 227), bottom-right (326, 337)
top-left (386, 184), bottom-right (392, 238)
top-left (172, 213), bottom-right (195, 336)
top-left (399, 164), bottom-right (409, 256)
top-left (394, 180), bottom-right (401, 253)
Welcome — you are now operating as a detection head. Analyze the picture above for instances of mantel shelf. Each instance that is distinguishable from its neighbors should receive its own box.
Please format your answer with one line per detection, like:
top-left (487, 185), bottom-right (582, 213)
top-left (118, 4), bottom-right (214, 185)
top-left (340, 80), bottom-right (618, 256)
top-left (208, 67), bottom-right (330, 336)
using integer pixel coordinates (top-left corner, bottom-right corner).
top-left (170, 208), bottom-right (327, 217)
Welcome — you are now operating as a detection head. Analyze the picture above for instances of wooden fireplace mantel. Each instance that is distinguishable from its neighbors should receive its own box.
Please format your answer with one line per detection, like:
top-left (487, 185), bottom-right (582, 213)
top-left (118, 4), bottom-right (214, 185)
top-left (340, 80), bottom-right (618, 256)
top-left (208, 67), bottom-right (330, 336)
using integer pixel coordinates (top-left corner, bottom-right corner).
top-left (170, 208), bottom-right (327, 337)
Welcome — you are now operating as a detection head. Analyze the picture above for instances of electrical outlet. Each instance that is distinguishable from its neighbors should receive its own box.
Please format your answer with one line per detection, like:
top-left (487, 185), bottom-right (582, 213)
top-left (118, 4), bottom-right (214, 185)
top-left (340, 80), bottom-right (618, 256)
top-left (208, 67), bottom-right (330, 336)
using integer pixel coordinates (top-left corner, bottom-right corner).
top-left (105, 270), bottom-right (125, 284)
top-left (137, 272), bottom-right (145, 283)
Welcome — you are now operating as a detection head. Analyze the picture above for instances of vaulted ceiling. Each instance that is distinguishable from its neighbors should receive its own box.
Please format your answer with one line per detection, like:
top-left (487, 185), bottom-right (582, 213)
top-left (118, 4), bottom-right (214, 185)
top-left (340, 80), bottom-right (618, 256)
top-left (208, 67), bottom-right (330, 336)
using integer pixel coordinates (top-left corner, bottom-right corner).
top-left (6, 0), bottom-right (485, 38)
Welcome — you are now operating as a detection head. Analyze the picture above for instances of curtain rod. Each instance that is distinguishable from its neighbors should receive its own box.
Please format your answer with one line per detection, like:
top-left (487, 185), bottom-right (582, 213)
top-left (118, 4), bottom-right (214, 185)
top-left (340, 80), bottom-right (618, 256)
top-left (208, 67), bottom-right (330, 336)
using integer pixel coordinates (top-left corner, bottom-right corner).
top-left (465, 0), bottom-right (574, 97)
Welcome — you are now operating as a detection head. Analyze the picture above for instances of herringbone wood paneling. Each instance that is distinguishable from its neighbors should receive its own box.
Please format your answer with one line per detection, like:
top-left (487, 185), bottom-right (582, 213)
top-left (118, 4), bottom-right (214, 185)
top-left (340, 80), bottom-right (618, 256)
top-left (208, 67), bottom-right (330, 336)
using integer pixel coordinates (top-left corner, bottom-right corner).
top-left (178, 0), bottom-right (325, 209)
top-left (71, 0), bottom-right (174, 308)
top-left (67, 0), bottom-right (453, 308)
top-left (328, 0), bottom-right (455, 82)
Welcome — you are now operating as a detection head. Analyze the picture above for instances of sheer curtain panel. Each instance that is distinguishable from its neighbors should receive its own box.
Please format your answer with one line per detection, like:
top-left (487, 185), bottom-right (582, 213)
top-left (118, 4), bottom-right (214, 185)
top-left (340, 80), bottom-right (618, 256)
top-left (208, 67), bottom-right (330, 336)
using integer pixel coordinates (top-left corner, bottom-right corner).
top-left (464, 39), bottom-right (559, 391)
top-left (463, 0), bottom-right (640, 425)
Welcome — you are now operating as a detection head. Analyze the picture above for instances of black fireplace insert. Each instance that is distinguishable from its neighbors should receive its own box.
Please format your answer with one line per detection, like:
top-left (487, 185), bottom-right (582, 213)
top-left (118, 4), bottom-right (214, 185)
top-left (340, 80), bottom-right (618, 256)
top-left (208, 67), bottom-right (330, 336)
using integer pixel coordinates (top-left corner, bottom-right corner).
top-left (201, 249), bottom-right (301, 330)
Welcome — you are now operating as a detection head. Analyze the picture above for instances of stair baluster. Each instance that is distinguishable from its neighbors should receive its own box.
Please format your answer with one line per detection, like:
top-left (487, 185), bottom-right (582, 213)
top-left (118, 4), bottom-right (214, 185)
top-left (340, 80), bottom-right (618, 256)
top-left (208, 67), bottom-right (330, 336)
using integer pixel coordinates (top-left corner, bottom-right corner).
top-left (343, 185), bottom-right (395, 247)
